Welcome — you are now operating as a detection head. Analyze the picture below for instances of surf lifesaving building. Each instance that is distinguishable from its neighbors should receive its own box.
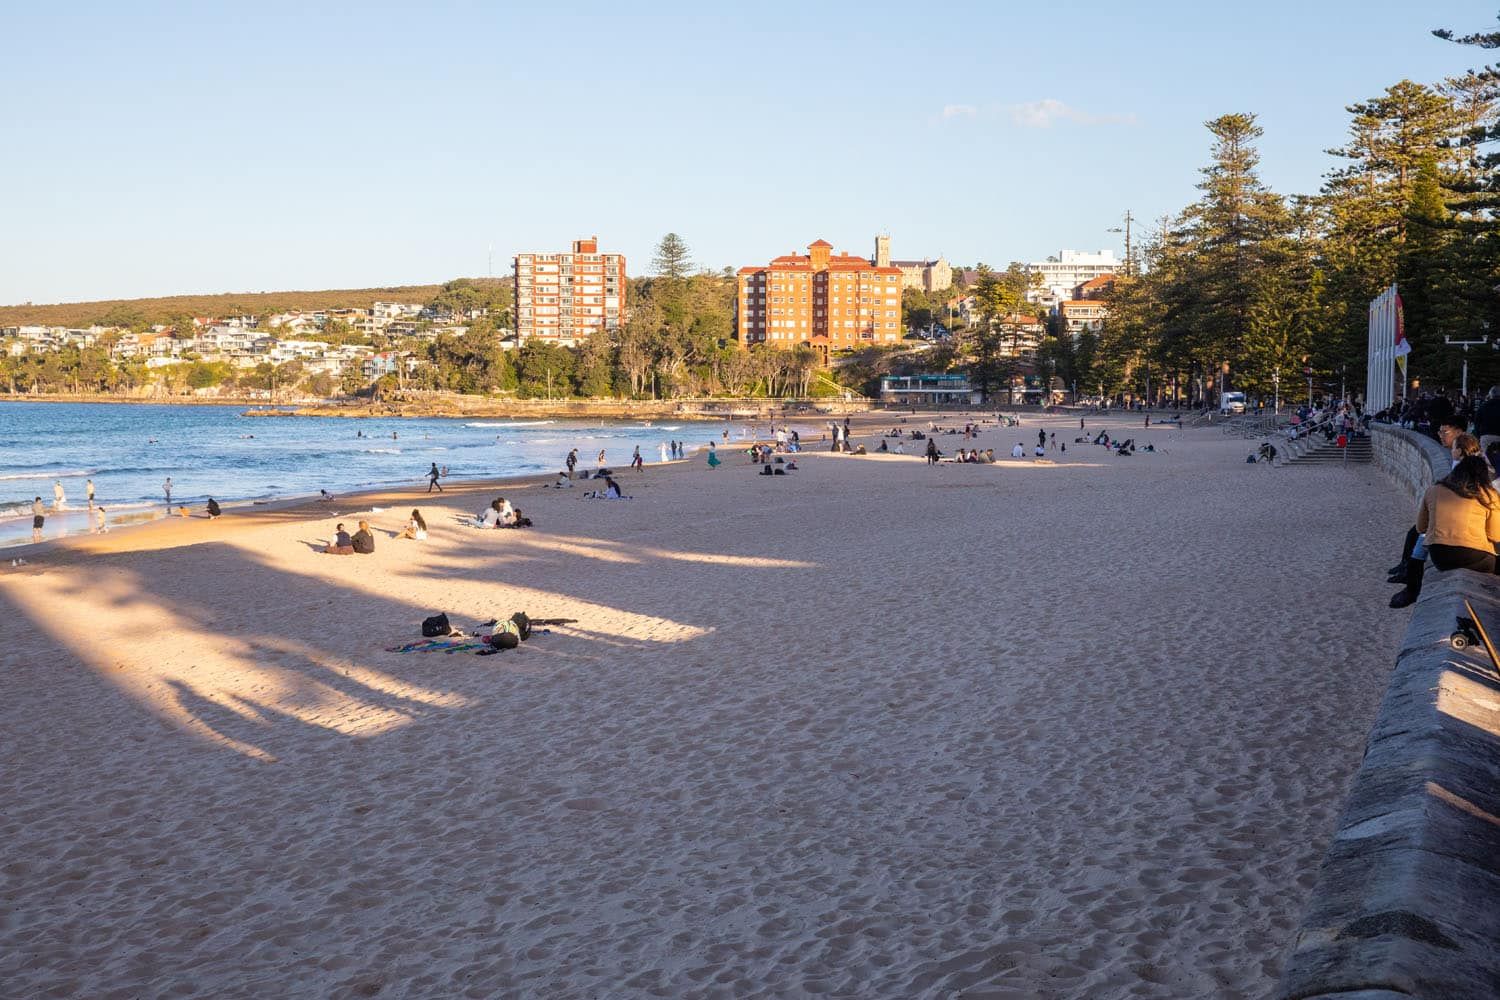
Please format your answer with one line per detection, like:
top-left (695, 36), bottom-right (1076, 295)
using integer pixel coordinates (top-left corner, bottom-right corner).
top-left (735, 239), bottom-right (904, 357)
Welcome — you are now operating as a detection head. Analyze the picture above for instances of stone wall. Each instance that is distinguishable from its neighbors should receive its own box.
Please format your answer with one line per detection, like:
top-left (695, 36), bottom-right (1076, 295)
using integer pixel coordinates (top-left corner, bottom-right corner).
top-left (1369, 424), bottom-right (1449, 503)
top-left (1276, 425), bottom-right (1500, 999)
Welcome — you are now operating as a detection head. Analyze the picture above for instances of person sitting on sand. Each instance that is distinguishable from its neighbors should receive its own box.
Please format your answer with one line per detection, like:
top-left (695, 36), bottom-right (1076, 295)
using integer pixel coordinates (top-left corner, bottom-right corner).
top-left (707, 449), bottom-right (721, 469)
top-left (401, 509), bottom-right (427, 540)
top-left (351, 520), bottom-right (376, 554)
top-left (325, 523), bottom-right (355, 555)
top-left (1011, 443), bottom-right (1025, 458)
top-left (498, 507), bottom-right (533, 528)
top-left (586, 477), bottom-right (628, 499)
top-left (493, 497), bottom-right (515, 525)
top-left (552, 471), bottom-right (573, 488)
top-left (206, 498), bottom-right (221, 519)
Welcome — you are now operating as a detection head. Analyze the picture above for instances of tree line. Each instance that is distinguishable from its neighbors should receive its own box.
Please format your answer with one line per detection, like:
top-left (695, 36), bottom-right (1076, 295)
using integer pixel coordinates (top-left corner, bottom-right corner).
top-left (1081, 16), bottom-right (1500, 407)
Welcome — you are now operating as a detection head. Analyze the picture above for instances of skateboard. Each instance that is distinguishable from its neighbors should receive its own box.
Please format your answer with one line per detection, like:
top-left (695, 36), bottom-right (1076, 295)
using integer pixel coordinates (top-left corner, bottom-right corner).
top-left (1452, 599), bottom-right (1499, 672)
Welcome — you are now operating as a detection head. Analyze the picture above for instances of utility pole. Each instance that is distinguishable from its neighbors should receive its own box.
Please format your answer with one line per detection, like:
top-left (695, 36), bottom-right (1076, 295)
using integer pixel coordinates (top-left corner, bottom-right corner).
top-left (1106, 210), bottom-right (1136, 277)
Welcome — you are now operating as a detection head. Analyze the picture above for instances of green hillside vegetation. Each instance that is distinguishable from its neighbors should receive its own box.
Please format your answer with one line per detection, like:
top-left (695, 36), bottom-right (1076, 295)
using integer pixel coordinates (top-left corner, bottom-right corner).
top-left (0, 279), bottom-right (512, 328)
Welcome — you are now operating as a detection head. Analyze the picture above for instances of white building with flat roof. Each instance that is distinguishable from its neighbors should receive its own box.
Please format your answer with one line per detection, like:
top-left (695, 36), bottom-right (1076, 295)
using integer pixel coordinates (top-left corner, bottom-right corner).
top-left (1024, 250), bottom-right (1118, 305)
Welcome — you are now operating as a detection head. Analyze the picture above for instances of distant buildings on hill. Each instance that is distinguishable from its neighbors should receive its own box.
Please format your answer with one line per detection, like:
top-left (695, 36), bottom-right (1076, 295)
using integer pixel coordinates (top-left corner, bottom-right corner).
top-left (874, 235), bottom-right (952, 293)
top-left (512, 236), bottom-right (626, 347)
top-left (0, 298), bottom-right (490, 385)
top-left (736, 239), bottom-right (904, 355)
top-left (1024, 249), bottom-right (1118, 308)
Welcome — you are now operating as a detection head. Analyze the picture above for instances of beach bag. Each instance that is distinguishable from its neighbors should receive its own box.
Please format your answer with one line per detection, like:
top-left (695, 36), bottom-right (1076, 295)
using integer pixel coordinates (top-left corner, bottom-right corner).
top-left (422, 613), bottom-right (452, 637)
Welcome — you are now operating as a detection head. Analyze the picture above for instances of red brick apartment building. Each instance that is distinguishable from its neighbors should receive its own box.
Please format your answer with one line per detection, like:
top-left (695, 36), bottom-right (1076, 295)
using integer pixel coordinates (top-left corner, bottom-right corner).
top-left (513, 237), bottom-right (626, 346)
top-left (736, 239), bottom-right (904, 354)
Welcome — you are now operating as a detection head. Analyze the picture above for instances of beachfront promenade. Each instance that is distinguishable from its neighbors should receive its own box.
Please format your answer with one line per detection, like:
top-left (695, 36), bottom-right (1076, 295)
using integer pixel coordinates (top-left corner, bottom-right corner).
top-left (0, 413), bottom-right (1410, 997)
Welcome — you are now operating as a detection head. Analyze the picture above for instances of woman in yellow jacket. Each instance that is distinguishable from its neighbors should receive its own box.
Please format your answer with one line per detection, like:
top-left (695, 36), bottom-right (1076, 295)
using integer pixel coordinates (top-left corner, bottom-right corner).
top-left (1391, 454), bottom-right (1500, 608)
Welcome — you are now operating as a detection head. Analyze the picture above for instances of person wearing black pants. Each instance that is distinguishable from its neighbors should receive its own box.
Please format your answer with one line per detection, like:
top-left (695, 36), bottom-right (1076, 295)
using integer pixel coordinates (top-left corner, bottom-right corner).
top-left (1388, 419), bottom-right (1465, 584)
top-left (427, 462), bottom-right (443, 493)
top-left (1390, 454), bottom-right (1500, 608)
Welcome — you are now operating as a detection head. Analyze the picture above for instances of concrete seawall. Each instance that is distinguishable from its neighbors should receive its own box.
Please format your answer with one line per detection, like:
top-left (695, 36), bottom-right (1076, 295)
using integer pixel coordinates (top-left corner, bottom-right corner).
top-left (1276, 425), bottom-right (1500, 999)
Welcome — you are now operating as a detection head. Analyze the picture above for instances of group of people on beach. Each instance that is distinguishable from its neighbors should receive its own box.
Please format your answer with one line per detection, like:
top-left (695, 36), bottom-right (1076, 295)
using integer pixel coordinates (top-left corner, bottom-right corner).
top-left (29, 478), bottom-right (107, 542)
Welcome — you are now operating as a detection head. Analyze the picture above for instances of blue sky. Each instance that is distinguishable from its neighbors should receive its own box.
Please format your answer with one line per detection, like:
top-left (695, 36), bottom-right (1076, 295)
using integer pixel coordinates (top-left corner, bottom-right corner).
top-left (2, 1), bottom-right (1495, 304)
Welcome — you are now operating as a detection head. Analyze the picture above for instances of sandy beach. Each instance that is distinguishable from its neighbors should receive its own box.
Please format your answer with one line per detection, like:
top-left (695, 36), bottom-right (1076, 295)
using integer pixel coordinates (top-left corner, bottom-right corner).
top-left (0, 411), bottom-right (1408, 998)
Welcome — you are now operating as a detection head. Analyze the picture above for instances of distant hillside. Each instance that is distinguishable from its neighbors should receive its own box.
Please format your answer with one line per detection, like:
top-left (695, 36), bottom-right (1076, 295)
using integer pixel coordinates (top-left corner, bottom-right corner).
top-left (0, 278), bottom-right (512, 328)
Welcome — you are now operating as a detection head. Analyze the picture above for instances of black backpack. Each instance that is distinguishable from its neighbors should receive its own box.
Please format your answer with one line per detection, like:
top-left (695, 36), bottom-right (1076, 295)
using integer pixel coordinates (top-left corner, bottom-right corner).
top-left (421, 613), bottom-right (452, 637)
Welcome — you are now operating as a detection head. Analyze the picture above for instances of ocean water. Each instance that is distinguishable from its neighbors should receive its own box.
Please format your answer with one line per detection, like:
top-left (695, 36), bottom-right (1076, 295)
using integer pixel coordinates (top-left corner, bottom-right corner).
top-left (0, 402), bottom-right (746, 547)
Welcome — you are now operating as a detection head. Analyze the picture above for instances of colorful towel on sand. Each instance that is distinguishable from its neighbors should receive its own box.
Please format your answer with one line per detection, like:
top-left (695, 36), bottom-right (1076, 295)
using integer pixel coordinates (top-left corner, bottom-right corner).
top-left (385, 636), bottom-right (491, 654)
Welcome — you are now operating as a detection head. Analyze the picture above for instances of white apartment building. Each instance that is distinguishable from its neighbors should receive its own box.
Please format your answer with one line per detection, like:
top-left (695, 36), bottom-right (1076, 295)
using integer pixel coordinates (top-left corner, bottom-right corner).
top-left (1024, 250), bottom-right (1118, 305)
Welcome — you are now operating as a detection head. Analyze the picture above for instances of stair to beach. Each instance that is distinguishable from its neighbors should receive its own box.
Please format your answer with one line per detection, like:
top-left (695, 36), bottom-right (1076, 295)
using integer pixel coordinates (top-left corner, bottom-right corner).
top-left (1283, 436), bottom-right (1372, 465)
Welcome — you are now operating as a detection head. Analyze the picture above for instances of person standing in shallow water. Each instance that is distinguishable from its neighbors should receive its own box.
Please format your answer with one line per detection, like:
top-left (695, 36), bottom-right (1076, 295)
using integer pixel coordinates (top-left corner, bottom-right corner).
top-left (163, 477), bottom-right (173, 506)
top-left (31, 496), bottom-right (45, 542)
top-left (86, 478), bottom-right (95, 510)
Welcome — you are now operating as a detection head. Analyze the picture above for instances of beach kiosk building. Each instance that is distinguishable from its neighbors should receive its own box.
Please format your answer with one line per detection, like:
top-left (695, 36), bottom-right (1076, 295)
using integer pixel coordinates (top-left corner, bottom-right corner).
top-left (879, 374), bottom-right (981, 406)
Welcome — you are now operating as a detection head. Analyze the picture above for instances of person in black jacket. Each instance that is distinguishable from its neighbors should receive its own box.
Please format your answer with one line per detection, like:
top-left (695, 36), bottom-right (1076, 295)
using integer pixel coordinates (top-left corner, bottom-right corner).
top-left (1474, 386), bottom-right (1500, 452)
top-left (351, 520), bottom-right (376, 554)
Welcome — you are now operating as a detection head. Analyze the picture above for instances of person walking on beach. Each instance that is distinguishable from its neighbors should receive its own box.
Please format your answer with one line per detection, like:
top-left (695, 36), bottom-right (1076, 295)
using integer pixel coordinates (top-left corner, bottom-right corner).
top-left (925, 438), bottom-right (940, 465)
top-left (427, 462), bottom-right (443, 493)
top-left (52, 480), bottom-right (65, 511)
top-left (631, 446), bottom-right (643, 472)
top-left (163, 477), bottom-right (173, 506)
top-left (659, 442), bottom-right (669, 463)
top-left (566, 448), bottom-right (578, 479)
top-left (86, 478), bottom-right (95, 509)
top-left (31, 496), bottom-right (45, 542)
top-left (597, 449), bottom-right (607, 470)
top-left (93, 506), bottom-right (107, 534)
top-left (1037, 428), bottom-right (1047, 450)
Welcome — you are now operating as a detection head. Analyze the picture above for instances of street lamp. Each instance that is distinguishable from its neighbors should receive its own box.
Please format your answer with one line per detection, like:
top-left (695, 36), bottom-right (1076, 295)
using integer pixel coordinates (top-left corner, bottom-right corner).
top-left (1446, 331), bottom-right (1490, 400)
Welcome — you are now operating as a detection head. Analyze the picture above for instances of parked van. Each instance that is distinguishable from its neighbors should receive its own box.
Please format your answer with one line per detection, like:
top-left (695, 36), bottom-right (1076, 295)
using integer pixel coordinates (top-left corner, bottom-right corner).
top-left (1220, 391), bottom-right (1246, 414)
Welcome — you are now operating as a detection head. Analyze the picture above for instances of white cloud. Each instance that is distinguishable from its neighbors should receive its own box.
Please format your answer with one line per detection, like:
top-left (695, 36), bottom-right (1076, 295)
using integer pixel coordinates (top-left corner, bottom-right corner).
top-left (940, 104), bottom-right (978, 120)
top-left (1007, 99), bottom-right (1137, 128)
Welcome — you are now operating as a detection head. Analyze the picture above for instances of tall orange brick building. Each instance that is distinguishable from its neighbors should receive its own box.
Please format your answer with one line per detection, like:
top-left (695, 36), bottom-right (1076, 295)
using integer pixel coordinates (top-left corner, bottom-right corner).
top-left (513, 236), bottom-right (626, 346)
top-left (736, 239), bottom-right (904, 353)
